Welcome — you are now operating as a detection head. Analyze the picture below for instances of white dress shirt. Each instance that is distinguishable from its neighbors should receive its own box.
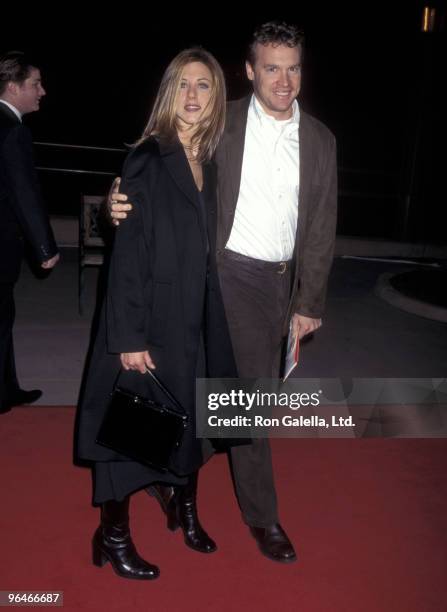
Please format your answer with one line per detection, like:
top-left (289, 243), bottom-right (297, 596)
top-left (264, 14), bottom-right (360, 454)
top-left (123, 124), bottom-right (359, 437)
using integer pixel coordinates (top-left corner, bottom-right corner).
top-left (0, 99), bottom-right (22, 121)
top-left (225, 94), bottom-right (300, 262)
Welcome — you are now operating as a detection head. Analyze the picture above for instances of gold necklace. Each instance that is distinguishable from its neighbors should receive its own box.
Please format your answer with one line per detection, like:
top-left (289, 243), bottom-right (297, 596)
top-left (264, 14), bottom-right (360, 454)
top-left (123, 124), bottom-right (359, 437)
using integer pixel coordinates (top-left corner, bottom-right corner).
top-left (183, 144), bottom-right (199, 163)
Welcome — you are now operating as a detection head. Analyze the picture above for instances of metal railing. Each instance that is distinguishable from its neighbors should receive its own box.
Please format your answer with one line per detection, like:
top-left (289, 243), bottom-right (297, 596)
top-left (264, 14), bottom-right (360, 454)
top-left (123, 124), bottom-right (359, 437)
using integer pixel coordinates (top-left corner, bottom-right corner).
top-left (33, 140), bottom-right (399, 193)
top-left (34, 141), bottom-right (126, 177)
top-left (34, 141), bottom-right (126, 153)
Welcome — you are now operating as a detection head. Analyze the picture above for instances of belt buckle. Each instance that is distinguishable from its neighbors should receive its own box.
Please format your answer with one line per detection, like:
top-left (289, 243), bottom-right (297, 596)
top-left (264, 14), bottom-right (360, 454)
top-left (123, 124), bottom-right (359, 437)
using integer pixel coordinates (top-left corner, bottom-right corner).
top-left (278, 262), bottom-right (287, 275)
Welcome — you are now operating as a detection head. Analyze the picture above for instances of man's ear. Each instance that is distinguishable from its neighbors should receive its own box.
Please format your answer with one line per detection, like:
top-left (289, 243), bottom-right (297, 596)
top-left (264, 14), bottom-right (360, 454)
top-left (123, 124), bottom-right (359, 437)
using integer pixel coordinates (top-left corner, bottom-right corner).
top-left (6, 81), bottom-right (19, 96)
top-left (245, 60), bottom-right (255, 82)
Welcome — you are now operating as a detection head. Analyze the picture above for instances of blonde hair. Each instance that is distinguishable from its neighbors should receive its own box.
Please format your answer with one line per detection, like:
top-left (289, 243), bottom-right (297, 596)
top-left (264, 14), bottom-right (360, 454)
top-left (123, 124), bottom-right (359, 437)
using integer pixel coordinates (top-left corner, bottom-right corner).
top-left (135, 48), bottom-right (226, 163)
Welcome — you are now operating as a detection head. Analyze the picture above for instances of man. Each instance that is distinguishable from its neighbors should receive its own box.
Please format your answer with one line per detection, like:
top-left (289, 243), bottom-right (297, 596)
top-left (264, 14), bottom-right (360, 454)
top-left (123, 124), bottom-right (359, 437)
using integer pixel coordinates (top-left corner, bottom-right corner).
top-left (110, 21), bottom-right (337, 563)
top-left (0, 51), bottom-right (59, 415)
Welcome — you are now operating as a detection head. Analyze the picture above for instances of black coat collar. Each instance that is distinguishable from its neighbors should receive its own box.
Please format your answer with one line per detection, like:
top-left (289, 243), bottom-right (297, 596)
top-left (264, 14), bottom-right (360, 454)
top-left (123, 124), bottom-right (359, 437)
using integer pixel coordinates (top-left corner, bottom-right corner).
top-left (0, 101), bottom-right (21, 125)
top-left (158, 136), bottom-right (200, 209)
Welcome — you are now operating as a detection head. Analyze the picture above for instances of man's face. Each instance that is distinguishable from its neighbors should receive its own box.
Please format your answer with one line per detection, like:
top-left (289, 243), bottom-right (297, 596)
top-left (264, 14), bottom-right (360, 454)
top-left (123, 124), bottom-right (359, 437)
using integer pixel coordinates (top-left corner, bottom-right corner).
top-left (246, 43), bottom-right (301, 120)
top-left (12, 68), bottom-right (46, 115)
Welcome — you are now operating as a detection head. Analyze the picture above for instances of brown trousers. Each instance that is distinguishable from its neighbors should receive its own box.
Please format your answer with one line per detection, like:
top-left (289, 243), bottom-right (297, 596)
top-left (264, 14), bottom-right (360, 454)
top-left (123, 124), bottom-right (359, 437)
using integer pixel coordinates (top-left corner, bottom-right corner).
top-left (218, 250), bottom-right (292, 527)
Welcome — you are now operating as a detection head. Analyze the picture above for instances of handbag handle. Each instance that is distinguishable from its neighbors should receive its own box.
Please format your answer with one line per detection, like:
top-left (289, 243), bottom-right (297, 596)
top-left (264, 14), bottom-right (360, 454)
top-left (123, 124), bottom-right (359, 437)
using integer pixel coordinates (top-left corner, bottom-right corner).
top-left (145, 367), bottom-right (185, 415)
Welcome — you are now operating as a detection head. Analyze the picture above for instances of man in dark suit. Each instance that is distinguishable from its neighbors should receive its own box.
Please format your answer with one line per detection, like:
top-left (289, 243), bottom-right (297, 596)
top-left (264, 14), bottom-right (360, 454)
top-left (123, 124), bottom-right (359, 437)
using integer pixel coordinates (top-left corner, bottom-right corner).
top-left (0, 51), bottom-right (59, 414)
top-left (110, 21), bottom-right (337, 563)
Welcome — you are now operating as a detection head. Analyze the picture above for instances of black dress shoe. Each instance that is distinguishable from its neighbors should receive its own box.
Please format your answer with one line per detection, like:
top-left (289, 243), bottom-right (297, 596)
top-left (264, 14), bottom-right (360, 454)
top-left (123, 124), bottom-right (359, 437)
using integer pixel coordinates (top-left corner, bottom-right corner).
top-left (249, 523), bottom-right (297, 563)
top-left (7, 389), bottom-right (42, 407)
top-left (1, 389), bottom-right (42, 414)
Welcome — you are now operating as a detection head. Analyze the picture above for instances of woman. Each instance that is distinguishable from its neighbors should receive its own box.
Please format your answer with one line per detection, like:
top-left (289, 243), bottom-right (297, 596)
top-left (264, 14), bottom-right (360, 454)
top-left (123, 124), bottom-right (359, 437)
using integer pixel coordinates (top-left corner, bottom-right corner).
top-left (76, 48), bottom-right (237, 580)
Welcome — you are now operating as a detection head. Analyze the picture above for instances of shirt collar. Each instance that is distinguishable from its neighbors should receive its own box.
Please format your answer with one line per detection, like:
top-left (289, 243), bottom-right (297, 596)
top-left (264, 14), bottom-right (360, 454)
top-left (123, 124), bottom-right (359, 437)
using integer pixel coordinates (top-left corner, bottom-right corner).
top-left (0, 99), bottom-right (22, 121)
top-left (250, 94), bottom-right (300, 130)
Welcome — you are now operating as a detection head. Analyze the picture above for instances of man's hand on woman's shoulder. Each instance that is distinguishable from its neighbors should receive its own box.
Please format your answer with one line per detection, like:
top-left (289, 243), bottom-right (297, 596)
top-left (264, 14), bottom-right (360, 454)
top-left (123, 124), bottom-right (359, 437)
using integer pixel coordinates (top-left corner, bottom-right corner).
top-left (108, 177), bottom-right (133, 226)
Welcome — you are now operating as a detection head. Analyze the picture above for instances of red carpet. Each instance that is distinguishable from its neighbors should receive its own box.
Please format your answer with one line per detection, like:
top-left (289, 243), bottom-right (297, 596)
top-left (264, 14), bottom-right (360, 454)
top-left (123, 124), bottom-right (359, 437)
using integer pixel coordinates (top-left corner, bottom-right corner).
top-left (1, 407), bottom-right (447, 611)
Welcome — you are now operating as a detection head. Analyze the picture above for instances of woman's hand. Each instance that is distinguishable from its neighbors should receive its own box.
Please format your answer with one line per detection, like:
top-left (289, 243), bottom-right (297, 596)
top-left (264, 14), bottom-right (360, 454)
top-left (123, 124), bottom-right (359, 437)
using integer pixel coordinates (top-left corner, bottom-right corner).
top-left (120, 350), bottom-right (155, 374)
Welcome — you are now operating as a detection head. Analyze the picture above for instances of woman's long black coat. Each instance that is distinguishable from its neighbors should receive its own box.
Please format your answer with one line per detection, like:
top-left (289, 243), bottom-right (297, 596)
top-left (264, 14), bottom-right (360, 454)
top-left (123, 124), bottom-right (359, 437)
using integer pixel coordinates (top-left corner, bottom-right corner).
top-left (76, 137), bottom-right (237, 476)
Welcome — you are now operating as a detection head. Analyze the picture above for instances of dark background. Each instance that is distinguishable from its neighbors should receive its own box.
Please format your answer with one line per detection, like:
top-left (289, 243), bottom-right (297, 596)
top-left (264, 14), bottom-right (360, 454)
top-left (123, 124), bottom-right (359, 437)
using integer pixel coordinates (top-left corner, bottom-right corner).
top-left (2, 3), bottom-right (446, 242)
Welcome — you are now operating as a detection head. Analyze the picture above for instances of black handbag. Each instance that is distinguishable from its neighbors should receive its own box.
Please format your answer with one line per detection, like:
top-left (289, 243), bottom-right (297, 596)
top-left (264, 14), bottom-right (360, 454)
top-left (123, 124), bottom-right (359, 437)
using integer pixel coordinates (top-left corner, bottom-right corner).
top-left (96, 368), bottom-right (188, 471)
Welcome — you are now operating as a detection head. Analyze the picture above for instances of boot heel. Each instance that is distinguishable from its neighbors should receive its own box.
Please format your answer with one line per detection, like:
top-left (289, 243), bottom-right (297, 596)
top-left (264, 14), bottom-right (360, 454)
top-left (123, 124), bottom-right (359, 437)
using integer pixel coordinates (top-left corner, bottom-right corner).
top-left (92, 543), bottom-right (108, 567)
top-left (167, 514), bottom-right (180, 531)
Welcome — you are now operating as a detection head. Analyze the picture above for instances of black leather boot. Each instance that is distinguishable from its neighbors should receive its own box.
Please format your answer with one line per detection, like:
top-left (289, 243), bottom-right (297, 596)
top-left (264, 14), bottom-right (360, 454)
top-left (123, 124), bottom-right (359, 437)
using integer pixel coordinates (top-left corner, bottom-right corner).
top-left (146, 484), bottom-right (177, 529)
top-left (92, 497), bottom-right (159, 580)
top-left (175, 472), bottom-right (217, 553)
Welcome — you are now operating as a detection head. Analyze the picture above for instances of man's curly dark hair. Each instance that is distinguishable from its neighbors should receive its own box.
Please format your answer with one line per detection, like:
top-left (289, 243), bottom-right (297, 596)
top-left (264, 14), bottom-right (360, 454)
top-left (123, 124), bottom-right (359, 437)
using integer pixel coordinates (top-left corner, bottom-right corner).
top-left (247, 21), bottom-right (305, 66)
top-left (0, 51), bottom-right (39, 96)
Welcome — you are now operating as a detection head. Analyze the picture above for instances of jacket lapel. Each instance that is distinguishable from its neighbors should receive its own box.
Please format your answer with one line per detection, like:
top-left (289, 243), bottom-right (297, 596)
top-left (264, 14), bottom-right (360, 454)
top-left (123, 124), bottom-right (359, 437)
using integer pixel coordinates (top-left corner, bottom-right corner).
top-left (297, 112), bottom-right (315, 240)
top-left (159, 137), bottom-right (210, 252)
top-left (223, 96), bottom-right (250, 215)
top-left (159, 138), bottom-right (200, 209)
top-left (202, 161), bottom-right (217, 247)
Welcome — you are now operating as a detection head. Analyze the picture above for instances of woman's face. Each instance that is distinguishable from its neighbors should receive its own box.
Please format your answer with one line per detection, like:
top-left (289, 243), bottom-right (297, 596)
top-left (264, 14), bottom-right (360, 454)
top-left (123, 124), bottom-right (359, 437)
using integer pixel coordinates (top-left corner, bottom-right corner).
top-left (175, 61), bottom-right (213, 131)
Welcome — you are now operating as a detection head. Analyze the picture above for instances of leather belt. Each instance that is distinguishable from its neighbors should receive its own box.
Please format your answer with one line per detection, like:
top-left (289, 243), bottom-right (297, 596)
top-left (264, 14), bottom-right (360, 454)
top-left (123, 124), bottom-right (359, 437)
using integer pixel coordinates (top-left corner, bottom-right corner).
top-left (222, 249), bottom-right (292, 275)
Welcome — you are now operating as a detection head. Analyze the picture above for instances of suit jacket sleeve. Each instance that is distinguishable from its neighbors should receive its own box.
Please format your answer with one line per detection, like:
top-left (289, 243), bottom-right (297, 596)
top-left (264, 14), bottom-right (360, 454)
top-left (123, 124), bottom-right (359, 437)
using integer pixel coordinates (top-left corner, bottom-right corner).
top-left (2, 124), bottom-right (58, 263)
top-left (293, 133), bottom-right (337, 318)
top-left (106, 146), bottom-right (152, 354)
